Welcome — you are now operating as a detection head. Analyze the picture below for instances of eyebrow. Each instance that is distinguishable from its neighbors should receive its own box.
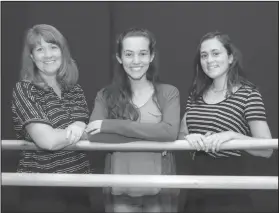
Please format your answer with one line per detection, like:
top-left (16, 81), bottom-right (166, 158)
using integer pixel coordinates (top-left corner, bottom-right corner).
top-left (124, 50), bottom-right (149, 52)
top-left (200, 49), bottom-right (220, 53)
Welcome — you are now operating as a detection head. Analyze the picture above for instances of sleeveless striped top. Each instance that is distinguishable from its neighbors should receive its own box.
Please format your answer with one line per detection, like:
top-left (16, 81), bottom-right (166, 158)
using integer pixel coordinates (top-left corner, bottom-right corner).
top-left (185, 85), bottom-right (267, 158)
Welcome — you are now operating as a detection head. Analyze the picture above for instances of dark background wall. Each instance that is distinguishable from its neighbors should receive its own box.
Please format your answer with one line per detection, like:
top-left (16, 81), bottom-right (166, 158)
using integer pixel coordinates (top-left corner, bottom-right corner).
top-left (1, 2), bottom-right (278, 212)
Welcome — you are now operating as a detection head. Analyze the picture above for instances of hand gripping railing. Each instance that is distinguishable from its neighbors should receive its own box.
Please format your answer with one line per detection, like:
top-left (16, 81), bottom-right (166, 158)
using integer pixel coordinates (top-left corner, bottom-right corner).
top-left (1, 139), bottom-right (278, 189)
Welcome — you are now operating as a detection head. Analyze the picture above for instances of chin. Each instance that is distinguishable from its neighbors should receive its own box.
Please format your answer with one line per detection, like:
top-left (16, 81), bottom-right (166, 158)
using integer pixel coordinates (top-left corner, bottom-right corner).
top-left (130, 76), bottom-right (145, 81)
top-left (128, 73), bottom-right (146, 81)
top-left (43, 69), bottom-right (60, 76)
top-left (206, 72), bottom-right (221, 79)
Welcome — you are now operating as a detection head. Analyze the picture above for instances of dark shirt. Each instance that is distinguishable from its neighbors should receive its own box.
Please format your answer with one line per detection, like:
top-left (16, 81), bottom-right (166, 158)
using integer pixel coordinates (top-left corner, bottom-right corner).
top-left (12, 80), bottom-right (91, 173)
top-left (180, 85), bottom-right (267, 158)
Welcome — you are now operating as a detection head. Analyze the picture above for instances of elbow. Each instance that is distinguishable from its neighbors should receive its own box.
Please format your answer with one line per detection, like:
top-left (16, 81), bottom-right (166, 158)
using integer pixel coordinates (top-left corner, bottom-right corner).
top-left (161, 128), bottom-right (179, 142)
top-left (177, 132), bottom-right (186, 140)
top-left (36, 143), bottom-right (54, 151)
top-left (167, 134), bottom-right (178, 142)
top-left (246, 149), bottom-right (273, 158)
top-left (35, 137), bottom-right (63, 151)
top-left (262, 149), bottom-right (273, 158)
top-left (46, 145), bottom-right (62, 151)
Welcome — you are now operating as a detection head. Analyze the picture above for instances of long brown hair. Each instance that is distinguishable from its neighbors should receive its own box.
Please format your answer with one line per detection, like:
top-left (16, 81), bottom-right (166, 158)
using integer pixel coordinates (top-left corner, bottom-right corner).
top-left (20, 24), bottom-right (78, 90)
top-left (190, 31), bottom-right (256, 101)
top-left (103, 27), bottom-right (160, 120)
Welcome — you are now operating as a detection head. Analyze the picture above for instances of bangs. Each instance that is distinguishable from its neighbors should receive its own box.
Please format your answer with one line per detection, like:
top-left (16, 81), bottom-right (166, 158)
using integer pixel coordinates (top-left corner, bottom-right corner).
top-left (28, 30), bottom-right (60, 50)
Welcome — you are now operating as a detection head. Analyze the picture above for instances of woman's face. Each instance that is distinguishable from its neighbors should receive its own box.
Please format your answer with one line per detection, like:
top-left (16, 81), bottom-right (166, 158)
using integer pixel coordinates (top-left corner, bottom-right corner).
top-left (117, 36), bottom-right (154, 81)
top-left (31, 38), bottom-right (62, 77)
top-left (200, 37), bottom-right (233, 80)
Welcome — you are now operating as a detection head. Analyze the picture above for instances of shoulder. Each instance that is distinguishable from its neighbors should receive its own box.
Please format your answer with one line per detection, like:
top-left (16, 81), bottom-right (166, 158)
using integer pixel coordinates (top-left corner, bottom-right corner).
top-left (13, 80), bottom-right (38, 94)
top-left (156, 83), bottom-right (179, 97)
top-left (92, 87), bottom-right (107, 102)
top-left (239, 84), bottom-right (262, 97)
top-left (237, 85), bottom-right (265, 106)
top-left (69, 83), bottom-right (86, 94)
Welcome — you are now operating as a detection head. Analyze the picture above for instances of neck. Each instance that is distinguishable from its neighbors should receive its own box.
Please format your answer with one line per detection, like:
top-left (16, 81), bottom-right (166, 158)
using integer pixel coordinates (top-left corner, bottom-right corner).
top-left (130, 78), bottom-right (152, 95)
top-left (211, 75), bottom-right (227, 91)
top-left (41, 74), bottom-right (59, 88)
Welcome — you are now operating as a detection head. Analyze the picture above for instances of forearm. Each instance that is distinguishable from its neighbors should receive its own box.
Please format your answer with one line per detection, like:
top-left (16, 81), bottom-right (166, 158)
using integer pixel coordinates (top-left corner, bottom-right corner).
top-left (101, 119), bottom-right (179, 141)
top-left (51, 121), bottom-right (87, 149)
top-left (230, 131), bottom-right (273, 158)
top-left (87, 133), bottom-right (140, 143)
top-left (26, 124), bottom-right (72, 151)
top-left (45, 129), bottom-right (72, 150)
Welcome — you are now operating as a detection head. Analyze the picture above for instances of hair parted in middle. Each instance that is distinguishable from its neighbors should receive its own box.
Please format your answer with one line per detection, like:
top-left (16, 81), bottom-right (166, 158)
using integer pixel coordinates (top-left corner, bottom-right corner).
top-left (20, 24), bottom-right (79, 90)
top-left (190, 31), bottom-right (255, 101)
top-left (103, 27), bottom-right (161, 120)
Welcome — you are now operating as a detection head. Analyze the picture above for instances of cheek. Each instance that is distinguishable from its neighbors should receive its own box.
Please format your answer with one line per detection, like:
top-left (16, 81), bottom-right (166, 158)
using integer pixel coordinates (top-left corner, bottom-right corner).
top-left (33, 58), bottom-right (43, 67)
top-left (57, 56), bottom-right (62, 64)
top-left (56, 50), bottom-right (62, 59)
top-left (121, 59), bottom-right (131, 68)
top-left (200, 60), bottom-right (207, 70)
top-left (218, 56), bottom-right (229, 65)
top-left (32, 52), bottom-right (42, 62)
top-left (220, 60), bottom-right (230, 70)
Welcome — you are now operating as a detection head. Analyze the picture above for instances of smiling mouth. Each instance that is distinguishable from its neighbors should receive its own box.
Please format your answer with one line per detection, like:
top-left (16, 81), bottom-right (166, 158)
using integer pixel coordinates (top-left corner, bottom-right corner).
top-left (44, 60), bottom-right (56, 64)
top-left (131, 67), bottom-right (142, 71)
top-left (208, 65), bottom-right (219, 69)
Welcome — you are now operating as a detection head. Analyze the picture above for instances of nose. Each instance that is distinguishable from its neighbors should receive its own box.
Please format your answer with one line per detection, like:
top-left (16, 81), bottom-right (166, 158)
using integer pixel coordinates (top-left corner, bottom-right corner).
top-left (207, 54), bottom-right (214, 63)
top-left (132, 54), bottom-right (140, 64)
top-left (44, 48), bottom-right (52, 58)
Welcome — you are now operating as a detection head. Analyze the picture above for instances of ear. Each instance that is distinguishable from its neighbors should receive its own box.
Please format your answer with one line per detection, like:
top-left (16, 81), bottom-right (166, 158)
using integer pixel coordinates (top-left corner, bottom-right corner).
top-left (116, 54), bottom-right (122, 64)
top-left (30, 54), bottom-right (34, 61)
top-left (228, 54), bottom-right (233, 64)
top-left (150, 52), bottom-right (155, 62)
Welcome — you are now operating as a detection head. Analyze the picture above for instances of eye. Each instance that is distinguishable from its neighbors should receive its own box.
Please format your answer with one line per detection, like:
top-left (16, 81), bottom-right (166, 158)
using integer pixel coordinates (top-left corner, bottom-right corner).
top-left (213, 52), bottom-right (220, 56)
top-left (124, 52), bottom-right (133, 57)
top-left (51, 45), bottom-right (59, 49)
top-left (35, 47), bottom-right (44, 53)
top-left (200, 54), bottom-right (207, 59)
top-left (139, 52), bottom-right (148, 56)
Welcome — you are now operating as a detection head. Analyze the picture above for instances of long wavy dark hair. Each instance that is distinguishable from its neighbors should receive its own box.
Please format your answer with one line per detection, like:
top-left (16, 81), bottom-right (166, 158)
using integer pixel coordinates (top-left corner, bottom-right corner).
top-left (103, 27), bottom-right (160, 120)
top-left (190, 31), bottom-right (256, 101)
top-left (20, 24), bottom-right (78, 90)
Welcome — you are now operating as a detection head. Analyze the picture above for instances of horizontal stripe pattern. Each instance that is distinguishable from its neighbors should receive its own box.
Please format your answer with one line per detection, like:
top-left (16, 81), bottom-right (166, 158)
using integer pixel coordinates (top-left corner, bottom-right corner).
top-left (186, 85), bottom-right (267, 158)
top-left (12, 80), bottom-right (90, 173)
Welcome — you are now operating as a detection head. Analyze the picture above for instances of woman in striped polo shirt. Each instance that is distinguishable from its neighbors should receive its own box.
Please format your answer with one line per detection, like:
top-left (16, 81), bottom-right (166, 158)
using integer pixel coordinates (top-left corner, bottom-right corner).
top-left (179, 31), bottom-right (273, 212)
top-left (12, 24), bottom-right (92, 212)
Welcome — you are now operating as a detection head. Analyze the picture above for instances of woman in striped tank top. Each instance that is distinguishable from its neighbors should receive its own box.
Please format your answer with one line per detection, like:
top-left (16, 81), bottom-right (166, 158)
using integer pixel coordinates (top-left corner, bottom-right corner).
top-left (178, 31), bottom-right (273, 212)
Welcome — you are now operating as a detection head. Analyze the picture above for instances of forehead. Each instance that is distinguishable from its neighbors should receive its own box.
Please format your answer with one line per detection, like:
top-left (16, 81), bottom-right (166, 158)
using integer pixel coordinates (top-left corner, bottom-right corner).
top-left (200, 38), bottom-right (225, 52)
top-left (35, 38), bottom-right (52, 46)
top-left (29, 34), bottom-right (58, 49)
top-left (122, 36), bottom-right (150, 51)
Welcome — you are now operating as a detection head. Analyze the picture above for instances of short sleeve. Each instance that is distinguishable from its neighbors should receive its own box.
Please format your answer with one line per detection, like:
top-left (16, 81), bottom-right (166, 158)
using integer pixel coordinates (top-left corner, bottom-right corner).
top-left (71, 84), bottom-right (90, 123)
top-left (12, 81), bottom-right (52, 129)
top-left (185, 92), bottom-right (193, 114)
top-left (244, 89), bottom-right (267, 122)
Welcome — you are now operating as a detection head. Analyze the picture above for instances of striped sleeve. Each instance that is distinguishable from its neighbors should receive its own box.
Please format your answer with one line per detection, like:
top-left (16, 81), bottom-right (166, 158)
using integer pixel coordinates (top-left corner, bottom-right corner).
top-left (72, 84), bottom-right (90, 123)
top-left (244, 89), bottom-right (267, 121)
top-left (12, 82), bottom-right (52, 128)
top-left (185, 92), bottom-right (193, 113)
